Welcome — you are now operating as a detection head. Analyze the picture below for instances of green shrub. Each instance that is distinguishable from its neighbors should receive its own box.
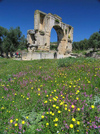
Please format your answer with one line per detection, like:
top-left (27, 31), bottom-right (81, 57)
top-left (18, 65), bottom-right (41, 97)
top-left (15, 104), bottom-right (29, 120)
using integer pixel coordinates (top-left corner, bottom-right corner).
top-left (50, 44), bottom-right (57, 50)
top-left (55, 19), bottom-right (59, 23)
top-left (57, 57), bottom-right (76, 67)
top-left (65, 29), bottom-right (67, 34)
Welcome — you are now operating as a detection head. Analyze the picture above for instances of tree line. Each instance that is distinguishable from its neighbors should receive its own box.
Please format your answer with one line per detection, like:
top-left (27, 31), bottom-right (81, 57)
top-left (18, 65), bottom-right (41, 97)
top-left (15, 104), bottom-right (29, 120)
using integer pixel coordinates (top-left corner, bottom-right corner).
top-left (0, 26), bottom-right (27, 57)
top-left (72, 32), bottom-right (100, 51)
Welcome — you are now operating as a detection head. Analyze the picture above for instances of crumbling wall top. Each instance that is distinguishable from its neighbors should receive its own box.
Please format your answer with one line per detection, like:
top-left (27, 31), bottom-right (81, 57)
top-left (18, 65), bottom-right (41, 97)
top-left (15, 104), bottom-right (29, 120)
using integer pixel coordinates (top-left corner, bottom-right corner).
top-left (34, 10), bottom-right (47, 15)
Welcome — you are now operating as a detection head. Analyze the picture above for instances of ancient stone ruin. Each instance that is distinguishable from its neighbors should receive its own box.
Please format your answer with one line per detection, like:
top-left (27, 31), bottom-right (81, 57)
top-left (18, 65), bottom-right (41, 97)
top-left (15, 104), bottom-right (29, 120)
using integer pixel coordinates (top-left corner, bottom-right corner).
top-left (22, 10), bottom-right (73, 60)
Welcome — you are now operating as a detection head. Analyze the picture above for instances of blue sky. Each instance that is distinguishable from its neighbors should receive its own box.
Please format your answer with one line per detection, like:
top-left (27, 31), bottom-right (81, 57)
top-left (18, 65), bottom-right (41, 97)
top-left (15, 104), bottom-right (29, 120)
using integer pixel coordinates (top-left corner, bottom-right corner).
top-left (0, 0), bottom-right (100, 42)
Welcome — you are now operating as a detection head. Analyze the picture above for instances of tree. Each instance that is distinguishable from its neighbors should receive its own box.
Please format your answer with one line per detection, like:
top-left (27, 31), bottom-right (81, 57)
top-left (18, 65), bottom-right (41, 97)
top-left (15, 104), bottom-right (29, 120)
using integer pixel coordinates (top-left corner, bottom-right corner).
top-left (88, 32), bottom-right (100, 51)
top-left (0, 26), bottom-right (8, 56)
top-left (18, 35), bottom-right (27, 50)
top-left (2, 27), bottom-right (25, 57)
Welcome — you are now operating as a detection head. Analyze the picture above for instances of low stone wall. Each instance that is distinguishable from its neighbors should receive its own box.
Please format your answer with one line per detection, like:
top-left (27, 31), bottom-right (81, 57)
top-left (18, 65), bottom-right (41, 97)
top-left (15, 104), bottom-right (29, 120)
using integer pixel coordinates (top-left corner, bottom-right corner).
top-left (22, 52), bottom-right (71, 60)
top-left (22, 52), bottom-right (54, 60)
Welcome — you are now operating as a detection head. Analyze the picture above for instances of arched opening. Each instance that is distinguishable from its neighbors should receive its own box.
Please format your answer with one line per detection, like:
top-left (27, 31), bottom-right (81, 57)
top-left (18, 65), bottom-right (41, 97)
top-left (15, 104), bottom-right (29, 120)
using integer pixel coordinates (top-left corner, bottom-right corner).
top-left (50, 28), bottom-right (57, 51)
top-left (54, 52), bottom-right (57, 59)
top-left (50, 25), bottom-right (64, 52)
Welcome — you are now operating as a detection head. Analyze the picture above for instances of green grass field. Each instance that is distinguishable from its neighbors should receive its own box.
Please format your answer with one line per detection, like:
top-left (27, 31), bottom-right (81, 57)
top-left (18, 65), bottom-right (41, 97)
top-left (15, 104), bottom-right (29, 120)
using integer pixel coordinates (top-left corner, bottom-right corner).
top-left (0, 57), bottom-right (100, 134)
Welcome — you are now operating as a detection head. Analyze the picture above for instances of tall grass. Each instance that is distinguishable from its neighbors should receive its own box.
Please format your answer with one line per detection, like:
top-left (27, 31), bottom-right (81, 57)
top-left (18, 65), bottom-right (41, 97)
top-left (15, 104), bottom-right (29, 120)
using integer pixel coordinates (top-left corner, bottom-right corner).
top-left (0, 58), bottom-right (100, 134)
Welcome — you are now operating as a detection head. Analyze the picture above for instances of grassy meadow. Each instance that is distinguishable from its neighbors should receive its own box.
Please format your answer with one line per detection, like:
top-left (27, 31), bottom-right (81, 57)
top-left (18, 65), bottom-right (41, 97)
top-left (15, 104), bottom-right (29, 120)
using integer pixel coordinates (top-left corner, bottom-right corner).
top-left (0, 57), bottom-right (100, 134)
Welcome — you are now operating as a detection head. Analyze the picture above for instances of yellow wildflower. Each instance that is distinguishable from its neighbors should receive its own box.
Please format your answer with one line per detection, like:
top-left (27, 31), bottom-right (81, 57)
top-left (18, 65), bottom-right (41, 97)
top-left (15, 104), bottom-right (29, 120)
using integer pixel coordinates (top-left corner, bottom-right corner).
top-left (46, 123), bottom-right (49, 126)
top-left (26, 116), bottom-right (28, 119)
top-left (44, 100), bottom-right (47, 103)
top-left (58, 110), bottom-right (61, 113)
top-left (41, 115), bottom-right (44, 118)
top-left (22, 121), bottom-right (25, 124)
top-left (16, 119), bottom-right (18, 121)
top-left (70, 124), bottom-right (73, 128)
top-left (91, 105), bottom-right (95, 109)
top-left (10, 119), bottom-right (13, 123)
top-left (71, 105), bottom-right (75, 108)
top-left (72, 118), bottom-right (76, 122)
top-left (56, 106), bottom-right (59, 109)
top-left (77, 121), bottom-right (80, 125)
top-left (15, 123), bottom-right (18, 126)
top-left (54, 123), bottom-right (58, 127)
top-left (77, 108), bottom-right (80, 111)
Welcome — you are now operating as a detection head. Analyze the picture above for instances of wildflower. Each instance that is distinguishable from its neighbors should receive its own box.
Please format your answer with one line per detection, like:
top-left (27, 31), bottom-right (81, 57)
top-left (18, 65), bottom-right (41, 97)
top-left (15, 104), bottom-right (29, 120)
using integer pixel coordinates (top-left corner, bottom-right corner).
top-left (26, 116), bottom-right (28, 119)
top-left (68, 109), bottom-right (71, 112)
top-left (72, 118), bottom-right (76, 122)
top-left (41, 115), bottom-right (44, 118)
top-left (1, 107), bottom-right (4, 110)
top-left (77, 130), bottom-right (79, 132)
top-left (70, 124), bottom-right (73, 128)
top-left (44, 100), bottom-right (47, 103)
top-left (71, 105), bottom-right (75, 108)
top-left (15, 123), bottom-right (18, 126)
top-left (16, 119), bottom-right (18, 121)
top-left (77, 121), bottom-right (80, 125)
top-left (10, 119), bottom-right (13, 123)
top-left (58, 110), bottom-right (61, 113)
top-left (38, 88), bottom-right (40, 91)
top-left (22, 121), bottom-right (25, 124)
top-left (46, 95), bottom-right (48, 97)
top-left (50, 111), bottom-right (52, 114)
top-left (53, 104), bottom-right (56, 107)
top-left (46, 123), bottom-right (49, 126)
top-left (77, 108), bottom-right (80, 111)
top-left (26, 98), bottom-right (29, 100)
top-left (76, 97), bottom-right (79, 100)
top-left (56, 106), bottom-right (59, 109)
top-left (65, 104), bottom-right (67, 107)
top-left (54, 123), bottom-right (58, 127)
top-left (60, 102), bottom-right (64, 105)
top-left (55, 118), bottom-right (58, 121)
top-left (31, 87), bottom-right (33, 89)
top-left (46, 112), bottom-right (49, 114)
top-left (55, 96), bottom-right (58, 99)
top-left (65, 107), bottom-right (67, 110)
top-left (38, 94), bottom-right (40, 96)
top-left (52, 113), bottom-right (54, 116)
top-left (91, 105), bottom-right (95, 109)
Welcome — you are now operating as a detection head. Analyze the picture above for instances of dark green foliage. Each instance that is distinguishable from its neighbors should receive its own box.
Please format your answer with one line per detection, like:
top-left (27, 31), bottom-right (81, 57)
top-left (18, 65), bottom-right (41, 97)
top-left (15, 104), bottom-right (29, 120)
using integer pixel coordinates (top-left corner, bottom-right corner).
top-left (55, 19), bottom-right (59, 23)
top-left (18, 35), bottom-right (27, 50)
top-left (72, 38), bottom-right (89, 51)
top-left (69, 26), bottom-right (72, 31)
top-left (50, 44), bottom-right (57, 50)
top-left (72, 32), bottom-right (100, 51)
top-left (0, 26), bottom-right (8, 56)
top-left (65, 29), bottom-right (67, 34)
top-left (88, 32), bottom-right (100, 50)
top-left (0, 26), bottom-right (27, 57)
top-left (57, 57), bottom-right (77, 67)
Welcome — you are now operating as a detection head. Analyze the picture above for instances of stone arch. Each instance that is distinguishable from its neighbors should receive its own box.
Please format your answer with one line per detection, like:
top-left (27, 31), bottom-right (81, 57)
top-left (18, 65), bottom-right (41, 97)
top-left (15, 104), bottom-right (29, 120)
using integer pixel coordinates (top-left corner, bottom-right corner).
top-left (27, 10), bottom-right (73, 54)
top-left (50, 25), bottom-right (64, 52)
